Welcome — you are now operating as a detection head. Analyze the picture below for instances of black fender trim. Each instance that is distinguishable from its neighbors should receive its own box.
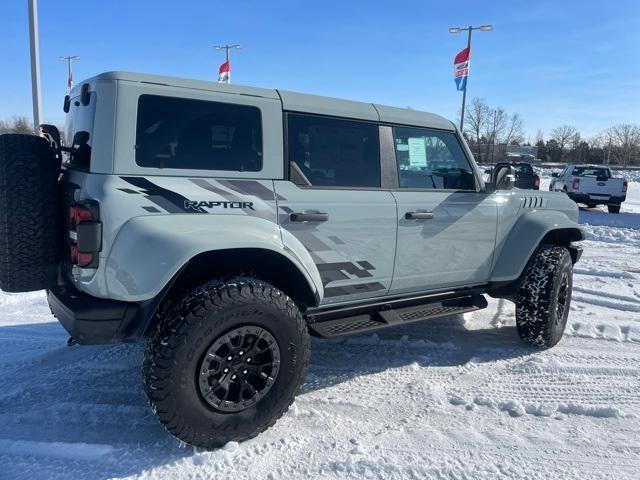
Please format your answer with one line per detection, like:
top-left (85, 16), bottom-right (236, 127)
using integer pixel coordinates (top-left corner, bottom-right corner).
top-left (47, 267), bottom-right (186, 345)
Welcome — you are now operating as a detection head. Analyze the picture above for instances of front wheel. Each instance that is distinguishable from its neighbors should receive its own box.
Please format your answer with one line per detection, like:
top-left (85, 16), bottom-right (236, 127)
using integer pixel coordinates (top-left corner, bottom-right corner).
top-left (516, 245), bottom-right (573, 347)
top-left (607, 204), bottom-right (621, 214)
top-left (143, 277), bottom-right (310, 449)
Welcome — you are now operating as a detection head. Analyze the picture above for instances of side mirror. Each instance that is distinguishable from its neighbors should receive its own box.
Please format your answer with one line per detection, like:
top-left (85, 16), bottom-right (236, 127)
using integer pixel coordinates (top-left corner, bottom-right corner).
top-left (486, 163), bottom-right (515, 192)
top-left (551, 172), bottom-right (559, 178)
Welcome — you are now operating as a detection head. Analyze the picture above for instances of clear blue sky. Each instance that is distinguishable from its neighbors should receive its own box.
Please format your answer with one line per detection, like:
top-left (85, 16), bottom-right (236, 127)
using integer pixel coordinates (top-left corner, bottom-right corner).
top-left (2, 0), bottom-right (638, 139)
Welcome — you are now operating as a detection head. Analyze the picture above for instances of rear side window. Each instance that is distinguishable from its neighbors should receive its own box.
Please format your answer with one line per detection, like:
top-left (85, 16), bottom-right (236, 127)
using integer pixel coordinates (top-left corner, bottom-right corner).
top-left (287, 114), bottom-right (381, 188)
top-left (135, 95), bottom-right (262, 172)
top-left (63, 92), bottom-right (96, 170)
top-left (571, 167), bottom-right (610, 179)
top-left (393, 127), bottom-right (475, 190)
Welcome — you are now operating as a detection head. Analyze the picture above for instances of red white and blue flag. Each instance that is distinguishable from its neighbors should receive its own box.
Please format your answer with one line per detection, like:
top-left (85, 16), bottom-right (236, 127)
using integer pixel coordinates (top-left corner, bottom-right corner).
top-left (454, 47), bottom-right (470, 91)
top-left (218, 61), bottom-right (230, 84)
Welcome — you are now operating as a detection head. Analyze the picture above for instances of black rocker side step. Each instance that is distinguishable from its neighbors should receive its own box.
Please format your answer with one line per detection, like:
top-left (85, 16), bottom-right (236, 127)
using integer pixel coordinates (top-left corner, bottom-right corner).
top-left (309, 294), bottom-right (487, 338)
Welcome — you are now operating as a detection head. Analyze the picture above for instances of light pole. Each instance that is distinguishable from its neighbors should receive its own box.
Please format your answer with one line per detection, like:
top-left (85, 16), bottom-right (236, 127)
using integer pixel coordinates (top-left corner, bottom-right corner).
top-left (28, 0), bottom-right (42, 131)
top-left (449, 24), bottom-right (493, 131)
top-left (214, 44), bottom-right (241, 83)
top-left (59, 55), bottom-right (80, 93)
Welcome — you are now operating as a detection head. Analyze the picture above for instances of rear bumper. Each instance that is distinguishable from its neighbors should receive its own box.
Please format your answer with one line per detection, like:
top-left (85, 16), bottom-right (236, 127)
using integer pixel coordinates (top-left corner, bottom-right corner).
top-left (567, 192), bottom-right (626, 205)
top-left (47, 282), bottom-right (144, 345)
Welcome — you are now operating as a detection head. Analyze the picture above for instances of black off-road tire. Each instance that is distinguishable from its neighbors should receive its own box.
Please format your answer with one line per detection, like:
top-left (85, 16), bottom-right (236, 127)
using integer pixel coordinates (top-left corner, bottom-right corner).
top-left (587, 203), bottom-right (597, 209)
top-left (515, 245), bottom-right (573, 348)
top-left (143, 277), bottom-right (310, 449)
top-left (607, 204), bottom-right (621, 214)
top-left (0, 134), bottom-right (60, 292)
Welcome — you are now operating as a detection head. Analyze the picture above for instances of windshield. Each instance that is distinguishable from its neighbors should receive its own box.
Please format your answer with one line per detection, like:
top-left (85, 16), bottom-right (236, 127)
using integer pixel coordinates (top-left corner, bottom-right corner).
top-left (63, 92), bottom-right (96, 170)
top-left (572, 167), bottom-right (610, 178)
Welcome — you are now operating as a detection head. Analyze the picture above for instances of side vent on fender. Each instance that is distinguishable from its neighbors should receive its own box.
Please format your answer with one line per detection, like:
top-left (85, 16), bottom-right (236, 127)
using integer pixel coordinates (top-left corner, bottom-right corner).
top-left (520, 196), bottom-right (546, 210)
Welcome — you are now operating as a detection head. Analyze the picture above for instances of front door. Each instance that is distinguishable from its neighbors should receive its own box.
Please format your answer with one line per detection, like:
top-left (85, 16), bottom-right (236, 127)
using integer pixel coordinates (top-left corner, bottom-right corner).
top-left (388, 126), bottom-right (497, 295)
top-left (275, 113), bottom-right (397, 305)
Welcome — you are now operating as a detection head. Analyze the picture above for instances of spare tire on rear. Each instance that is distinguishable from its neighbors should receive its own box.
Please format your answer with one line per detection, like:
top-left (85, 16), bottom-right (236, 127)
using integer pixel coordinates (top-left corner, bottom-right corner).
top-left (0, 134), bottom-right (60, 292)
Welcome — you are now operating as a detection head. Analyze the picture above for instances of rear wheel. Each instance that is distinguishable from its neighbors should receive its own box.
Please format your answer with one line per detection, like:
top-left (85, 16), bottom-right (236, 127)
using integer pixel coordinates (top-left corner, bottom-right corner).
top-left (143, 277), bottom-right (310, 449)
top-left (607, 204), bottom-right (621, 214)
top-left (0, 134), bottom-right (60, 292)
top-left (516, 245), bottom-right (573, 348)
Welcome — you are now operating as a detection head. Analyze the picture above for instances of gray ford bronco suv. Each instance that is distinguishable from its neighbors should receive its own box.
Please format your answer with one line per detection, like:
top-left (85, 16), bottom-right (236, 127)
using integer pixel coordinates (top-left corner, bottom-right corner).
top-left (0, 72), bottom-right (583, 449)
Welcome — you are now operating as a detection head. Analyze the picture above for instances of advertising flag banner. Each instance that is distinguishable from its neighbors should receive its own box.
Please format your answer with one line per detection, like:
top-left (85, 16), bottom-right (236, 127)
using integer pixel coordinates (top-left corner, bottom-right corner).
top-left (218, 61), bottom-right (230, 84)
top-left (454, 47), bottom-right (470, 91)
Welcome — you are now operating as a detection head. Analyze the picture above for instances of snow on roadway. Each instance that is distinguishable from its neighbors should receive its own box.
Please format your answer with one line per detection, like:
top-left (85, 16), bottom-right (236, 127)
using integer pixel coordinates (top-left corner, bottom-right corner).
top-left (1, 181), bottom-right (639, 479)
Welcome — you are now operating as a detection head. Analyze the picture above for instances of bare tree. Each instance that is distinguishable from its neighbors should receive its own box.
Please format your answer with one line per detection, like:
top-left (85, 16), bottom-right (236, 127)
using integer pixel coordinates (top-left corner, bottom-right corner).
top-left (464, 98), bottom-right (490, 163)
top-left (503, 113), bottom-right (525, 146)
top-left (0, 116), bottom-right (33, 134)
top-left (605, 123), bottom-right (640, 167)
top-left (550, 125), bottom-right (579, 160)
top-left (483, 107), bottom-right (507, 163)
top-left (535, 129), bottom-right (544, 144)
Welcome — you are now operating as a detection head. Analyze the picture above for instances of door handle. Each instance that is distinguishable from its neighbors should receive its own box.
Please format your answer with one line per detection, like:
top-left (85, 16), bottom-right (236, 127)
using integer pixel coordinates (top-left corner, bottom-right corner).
top-left (290, 212), bottom-right (329, 222)
top-left (405, 210), bottom-right (434, 220)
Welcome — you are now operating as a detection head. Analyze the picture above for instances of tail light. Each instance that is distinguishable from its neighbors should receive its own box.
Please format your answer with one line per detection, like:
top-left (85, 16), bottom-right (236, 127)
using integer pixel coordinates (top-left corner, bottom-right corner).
top-left (533, 175), bottom-right (540, 189)
top-left (70, 244), bottom-right (94, 267)
top-left (69, 202), bottom-right (102, 268)
top-left (70, 204), bottom-right (93, 225)
top-left (572, 178), bottom-right (580, 190)
top-left (623, 181), bottom-right (628, 193)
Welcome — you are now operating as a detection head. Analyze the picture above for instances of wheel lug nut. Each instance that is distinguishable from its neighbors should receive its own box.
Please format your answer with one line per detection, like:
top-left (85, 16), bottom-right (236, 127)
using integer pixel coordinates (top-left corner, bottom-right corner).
top-left (246, 357), bottom-right (251, 362)
top-left (239, 350), bottom-right (244, 356)
top-left (227, 356), bottom-right (232, 361)
top-left (223, 368), bottom-right (229, 373)
top-left (231, 374), bottom-right (237, 380)
top-left (243, 369), bottom-right (248, 375)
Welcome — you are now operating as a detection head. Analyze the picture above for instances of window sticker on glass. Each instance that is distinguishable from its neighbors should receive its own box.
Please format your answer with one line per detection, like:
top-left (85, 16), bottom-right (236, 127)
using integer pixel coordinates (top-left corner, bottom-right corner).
top-left (408, 137), bottom-right (427, 167)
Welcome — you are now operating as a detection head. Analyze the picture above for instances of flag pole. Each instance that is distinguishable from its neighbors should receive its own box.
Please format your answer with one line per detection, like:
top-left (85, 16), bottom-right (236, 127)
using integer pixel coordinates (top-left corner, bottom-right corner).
top-left (59, 55), bottom-right (79, 93)
top-left (214, 44), bottom-right (241, 84)
top-left (28, 0), bottom-right (42, 132)
top-left (450, 24), bottom-right (493, 132)
top-left (459, 26), bottom-right (472, 131)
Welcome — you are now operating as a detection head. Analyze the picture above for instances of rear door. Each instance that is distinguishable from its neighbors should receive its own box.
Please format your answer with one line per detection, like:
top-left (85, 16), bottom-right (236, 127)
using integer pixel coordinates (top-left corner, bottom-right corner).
top-left (274, 113), bottom-right (397, 305)
top-left (388, 126), bottom-right (497, 294)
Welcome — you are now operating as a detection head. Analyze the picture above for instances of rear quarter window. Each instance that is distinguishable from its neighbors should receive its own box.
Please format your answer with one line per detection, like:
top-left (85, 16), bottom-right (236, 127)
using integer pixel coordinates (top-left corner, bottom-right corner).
top-left (135, 95), bottom-right (263, 172)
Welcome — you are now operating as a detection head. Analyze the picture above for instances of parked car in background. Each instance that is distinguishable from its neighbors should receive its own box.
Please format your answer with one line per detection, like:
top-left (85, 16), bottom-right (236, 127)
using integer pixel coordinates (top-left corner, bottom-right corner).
top-left (485, 162), bottom-right (540, 190)
top-left (549, 165), bottom-right (628, 213)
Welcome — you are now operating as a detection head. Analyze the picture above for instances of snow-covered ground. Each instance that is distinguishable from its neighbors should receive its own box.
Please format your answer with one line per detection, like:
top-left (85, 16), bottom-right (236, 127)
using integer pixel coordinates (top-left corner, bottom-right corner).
top-left (1, 182), bottom-right (639, 479)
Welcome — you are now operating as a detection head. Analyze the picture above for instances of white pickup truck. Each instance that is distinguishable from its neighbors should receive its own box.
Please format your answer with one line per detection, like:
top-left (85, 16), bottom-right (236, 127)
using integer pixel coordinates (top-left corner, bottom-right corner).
top-left (550, 165), bottom-right (628, 213)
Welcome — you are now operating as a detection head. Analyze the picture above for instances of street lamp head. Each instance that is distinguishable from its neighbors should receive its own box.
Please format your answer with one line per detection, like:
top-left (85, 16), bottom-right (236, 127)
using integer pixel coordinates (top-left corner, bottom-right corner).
top-left (449, 27), bottom-right (462, 33)
top-left (479, 25), bottom-right (493, 31)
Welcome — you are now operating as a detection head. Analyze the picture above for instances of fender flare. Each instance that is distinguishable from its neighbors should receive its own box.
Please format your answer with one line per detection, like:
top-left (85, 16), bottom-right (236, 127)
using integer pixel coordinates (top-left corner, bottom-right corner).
top-left (489, 210), bottom-right (584, 283)
top-left (104, 214), bottom-right (323, 302)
